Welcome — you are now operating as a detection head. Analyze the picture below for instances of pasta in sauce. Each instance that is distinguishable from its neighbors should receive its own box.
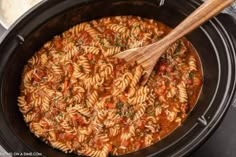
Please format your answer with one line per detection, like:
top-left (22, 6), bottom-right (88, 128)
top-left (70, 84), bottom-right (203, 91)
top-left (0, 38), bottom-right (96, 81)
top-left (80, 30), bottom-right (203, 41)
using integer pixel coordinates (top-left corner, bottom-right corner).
top-left (18, 16), bottom-right (202, 156)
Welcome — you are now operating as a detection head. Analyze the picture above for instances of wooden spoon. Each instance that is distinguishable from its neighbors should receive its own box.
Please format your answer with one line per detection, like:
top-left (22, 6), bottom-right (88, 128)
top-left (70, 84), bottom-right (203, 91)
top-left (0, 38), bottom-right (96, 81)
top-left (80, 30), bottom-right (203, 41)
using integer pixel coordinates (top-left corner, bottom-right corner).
top-left (115, 0), bottom-right (234, 83)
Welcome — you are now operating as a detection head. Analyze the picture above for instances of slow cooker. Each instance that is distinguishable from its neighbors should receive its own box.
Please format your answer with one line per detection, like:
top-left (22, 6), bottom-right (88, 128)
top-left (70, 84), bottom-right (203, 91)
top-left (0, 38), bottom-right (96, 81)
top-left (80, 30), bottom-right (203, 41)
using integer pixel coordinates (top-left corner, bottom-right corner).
top-left (0, 0), bottom-right (236, 156)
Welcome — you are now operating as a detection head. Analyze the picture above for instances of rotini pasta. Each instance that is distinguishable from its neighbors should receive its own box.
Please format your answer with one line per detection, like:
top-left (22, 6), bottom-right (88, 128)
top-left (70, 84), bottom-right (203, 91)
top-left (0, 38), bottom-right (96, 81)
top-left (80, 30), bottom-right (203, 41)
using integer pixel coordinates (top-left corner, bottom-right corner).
top-left (18, 16), bottom-right (202, 156)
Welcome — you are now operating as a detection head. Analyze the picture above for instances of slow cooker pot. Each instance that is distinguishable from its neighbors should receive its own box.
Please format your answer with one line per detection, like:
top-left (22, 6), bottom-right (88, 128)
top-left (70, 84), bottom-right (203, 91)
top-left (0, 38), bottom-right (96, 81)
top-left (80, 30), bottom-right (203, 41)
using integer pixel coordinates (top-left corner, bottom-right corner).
top-left (0, 0), bottom-right (236, 156)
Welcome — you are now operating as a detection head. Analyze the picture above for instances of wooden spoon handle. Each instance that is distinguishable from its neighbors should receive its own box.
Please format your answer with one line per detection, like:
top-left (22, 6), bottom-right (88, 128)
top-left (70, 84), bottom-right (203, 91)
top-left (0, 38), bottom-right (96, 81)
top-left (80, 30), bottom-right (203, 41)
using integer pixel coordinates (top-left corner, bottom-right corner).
top-left (150, 0), bottom-right (234, 57)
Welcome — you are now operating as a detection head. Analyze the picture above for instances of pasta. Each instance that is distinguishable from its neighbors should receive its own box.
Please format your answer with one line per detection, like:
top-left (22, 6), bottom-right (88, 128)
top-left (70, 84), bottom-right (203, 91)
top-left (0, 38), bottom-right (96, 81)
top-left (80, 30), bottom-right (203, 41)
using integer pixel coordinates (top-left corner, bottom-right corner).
top-left (18, 16), bottom-right (202, 156)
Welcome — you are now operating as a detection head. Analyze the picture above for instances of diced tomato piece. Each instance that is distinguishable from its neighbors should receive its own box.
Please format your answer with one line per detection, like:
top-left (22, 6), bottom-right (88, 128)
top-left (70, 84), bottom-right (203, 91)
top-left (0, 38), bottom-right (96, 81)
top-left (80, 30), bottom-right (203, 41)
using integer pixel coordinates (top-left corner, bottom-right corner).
top-left (78, 117), bottom-right (85, 126)
top-left (154, 89), bottom-right (159, 95)
top-left (121, 140), bottom-right (130, 147)
top-left (108, 144), bottom-right (113, 152)
top-left (142, 115), bottom-right (147, 120)
top-left (166, 66), bottom-right (172, 72)
top-left (140, 140), bottom-right (144, 144)
top-left (136, 142), bottom-right (142, 149)
top-left (138, 122), bottom-right (145, 129)
top-left (73, 115), bottom-right (85, 126)
top-left (186, 79), bottom-right (193, 85)
top-left (78, 31), bottom-right (89, 39)
top-left (77, 31), bottom-right (92, 45)
top-left (46, 81), bottom-right (53, 86)
top-left (34, 113), bottom-right (41, 122)
top-left (155, 88), bottom-right (162, 95)
top-left (155, 84), bottom-right (166, 95)
top-left (26, 93), bottom-right (31, 104)
top-left (119, 117), bottom-right (125, 123)
top-left (83, 38), bottom-right (92, 45)
top-left (112, 70), bottom-right (118, 77)
top-left (187, 41), bottom-right (191, 47)
top-left (106, 103), bottom-right (115, 109)
top-left (136, 139), bottom-right (144, 149)
top-left (64, 80), bottom-right (69, 91)
top-left (72, 115), bottom-right (79, 121)
top-left (64, 133), bottom-right (75, 140)
top-left (32, 70), bottom-right (46, 82)
top-left (103, 30), bottom-right (115, 42)
top-left (87, 53), bottom-right (93, 60)
top-left (180, 103), bottom-right (188, 113)
top-left (66, 64), bottom-right (74, 73)
top-left (32, 74), bottom-right (40, 82)
top-left (159, 64), bottom-right (166, 71)
top-left (38, 71), bottom-right (46, 78)
top-left (54, 38), bottom-right (63, 50)
top-left (58, 103), bottom-right (66, 110)
top-left (97, 142), bottom-right (103, 150)
top-left (120, 95), bottom-right (127, 102)
top-left (194, 77), bottom-right (202, 86)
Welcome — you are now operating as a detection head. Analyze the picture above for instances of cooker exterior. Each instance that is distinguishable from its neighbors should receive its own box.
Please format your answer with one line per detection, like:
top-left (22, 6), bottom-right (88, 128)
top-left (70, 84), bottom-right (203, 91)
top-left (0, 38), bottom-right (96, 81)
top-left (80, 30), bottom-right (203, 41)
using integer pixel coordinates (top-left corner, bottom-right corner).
top-left (0, 0), bottom-right (235, 157)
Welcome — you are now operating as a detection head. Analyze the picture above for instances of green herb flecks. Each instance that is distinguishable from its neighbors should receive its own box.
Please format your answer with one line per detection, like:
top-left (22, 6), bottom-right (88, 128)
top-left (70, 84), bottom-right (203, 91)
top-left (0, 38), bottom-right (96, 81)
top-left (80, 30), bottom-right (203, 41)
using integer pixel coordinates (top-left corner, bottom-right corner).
top-left (132, 24), bottom-right (140, 28)
top-left (90, 60), bottom-right (95, 64)
top-left (116, 102), bottom-right (124, 109)
top-left (100, 40), bottom-right (105, 46)
top-left (174, 40), bottom-right (181, 54)
top-left (59, 113), bottom-right (63, 117)
top-left (79, 65), bottom-right (83, 71)
top-left (41, 77), bottom-right (47, 82)
top-left (127, 111), bottom-right (135, 118)
top-left (154, 103), bottom-right (161, 108)
top-left (189, 71), bottom-right (194, 79)
top-left (115, 37), bottom-right (124, 47)
top-left (76, 40), bottom-right (83, 46)
top-left (53, 96), bottom-right (59, 102)
top-left (117, 111), bottom-right (122, 116)
top-left (148, 111), bottom-right (155, 116)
